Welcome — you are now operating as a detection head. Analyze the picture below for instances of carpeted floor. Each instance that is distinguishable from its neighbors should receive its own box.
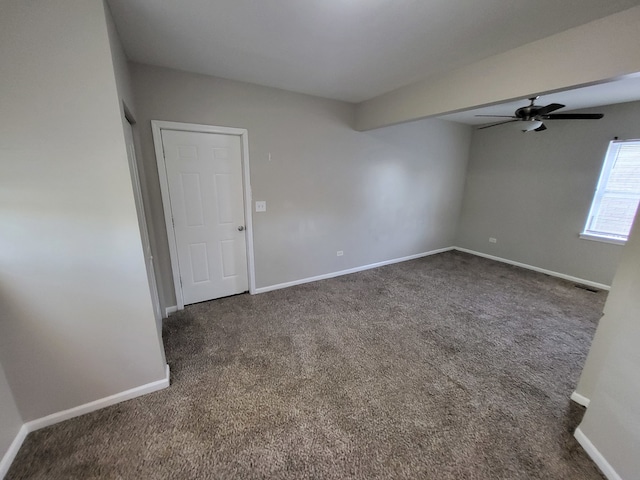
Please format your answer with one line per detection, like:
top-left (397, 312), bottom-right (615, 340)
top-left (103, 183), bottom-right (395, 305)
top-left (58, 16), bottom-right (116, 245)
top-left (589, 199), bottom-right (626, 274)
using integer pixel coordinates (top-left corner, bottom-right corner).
top-left (8, 251), bottom-right (606, 479)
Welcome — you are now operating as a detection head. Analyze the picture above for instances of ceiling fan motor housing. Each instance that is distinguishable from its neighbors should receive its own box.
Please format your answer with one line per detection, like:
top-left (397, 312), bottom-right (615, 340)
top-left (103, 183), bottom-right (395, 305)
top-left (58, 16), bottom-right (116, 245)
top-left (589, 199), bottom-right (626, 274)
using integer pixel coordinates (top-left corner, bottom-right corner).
top-left (515, 106), bottom-right (537, 120)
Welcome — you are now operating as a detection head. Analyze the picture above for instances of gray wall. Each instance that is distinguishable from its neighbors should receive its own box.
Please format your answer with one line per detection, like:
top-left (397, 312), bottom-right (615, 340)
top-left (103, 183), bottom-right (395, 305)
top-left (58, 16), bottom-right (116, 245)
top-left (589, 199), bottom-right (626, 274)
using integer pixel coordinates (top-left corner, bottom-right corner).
top-left (575, 208), bottom-right (640, 480)
top-left (0, 0), bottom-right (166, 422)
top-left (104, 1), bottom-right (166, 346)
top-left (104, 1), bottom-right (136, 123)
top-left (0, 364), bottom-right (22, 467)
top-left (129, 63), bottom-right (472, 311)
top-left (456, 101), bottom-right (640, 286)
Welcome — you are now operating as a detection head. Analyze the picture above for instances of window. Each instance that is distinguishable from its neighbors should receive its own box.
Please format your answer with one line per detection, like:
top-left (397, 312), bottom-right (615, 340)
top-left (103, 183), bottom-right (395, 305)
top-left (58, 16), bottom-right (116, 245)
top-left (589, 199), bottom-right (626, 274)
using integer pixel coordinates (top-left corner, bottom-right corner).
top-left (581, 139), bottom-right (640, 245)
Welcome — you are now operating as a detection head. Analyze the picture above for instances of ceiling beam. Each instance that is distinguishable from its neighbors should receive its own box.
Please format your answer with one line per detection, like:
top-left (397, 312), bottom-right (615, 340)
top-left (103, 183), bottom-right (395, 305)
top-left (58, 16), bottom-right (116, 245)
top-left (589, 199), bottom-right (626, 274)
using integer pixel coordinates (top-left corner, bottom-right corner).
top-left (354, 6), bottom-right (640, 131)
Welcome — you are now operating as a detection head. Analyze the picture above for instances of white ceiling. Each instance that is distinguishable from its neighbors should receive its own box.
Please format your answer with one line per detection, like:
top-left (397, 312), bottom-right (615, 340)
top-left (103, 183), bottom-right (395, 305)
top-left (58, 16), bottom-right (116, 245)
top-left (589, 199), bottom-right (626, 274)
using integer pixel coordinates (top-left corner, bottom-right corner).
top-left (107, 0), bottom-right (640, 103)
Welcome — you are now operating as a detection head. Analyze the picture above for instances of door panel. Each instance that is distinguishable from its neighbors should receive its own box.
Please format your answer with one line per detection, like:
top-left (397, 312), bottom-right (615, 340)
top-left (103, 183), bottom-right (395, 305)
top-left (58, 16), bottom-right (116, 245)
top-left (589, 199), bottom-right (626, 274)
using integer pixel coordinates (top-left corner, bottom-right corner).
top-left (161, 129), bottom-right (248, 305)
top-left (189, 243), bottom-right (210, 283)
top-left (181, 174), bottom-right (205, 226)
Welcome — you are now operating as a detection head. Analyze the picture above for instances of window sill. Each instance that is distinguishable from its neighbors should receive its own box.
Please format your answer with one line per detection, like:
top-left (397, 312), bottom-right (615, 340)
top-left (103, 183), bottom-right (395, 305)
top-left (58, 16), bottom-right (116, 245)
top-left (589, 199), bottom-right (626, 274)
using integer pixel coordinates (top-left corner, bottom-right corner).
top-left (579, 233), bottom-right (627, 246)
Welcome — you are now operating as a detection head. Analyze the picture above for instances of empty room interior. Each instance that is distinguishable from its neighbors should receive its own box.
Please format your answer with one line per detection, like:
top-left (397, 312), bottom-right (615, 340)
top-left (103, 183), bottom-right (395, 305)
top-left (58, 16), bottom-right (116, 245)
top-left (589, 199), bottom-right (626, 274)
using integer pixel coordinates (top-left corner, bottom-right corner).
top-left (2, 1), bottom-right (640, 479)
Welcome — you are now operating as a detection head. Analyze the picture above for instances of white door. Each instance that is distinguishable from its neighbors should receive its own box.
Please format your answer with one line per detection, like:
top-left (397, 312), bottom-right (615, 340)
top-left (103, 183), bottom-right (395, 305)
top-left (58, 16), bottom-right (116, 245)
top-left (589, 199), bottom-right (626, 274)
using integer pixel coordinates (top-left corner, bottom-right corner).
top-left (160, 129), bottom-right (248, 305)
top-left (124, 120), bottom-right (162, 323)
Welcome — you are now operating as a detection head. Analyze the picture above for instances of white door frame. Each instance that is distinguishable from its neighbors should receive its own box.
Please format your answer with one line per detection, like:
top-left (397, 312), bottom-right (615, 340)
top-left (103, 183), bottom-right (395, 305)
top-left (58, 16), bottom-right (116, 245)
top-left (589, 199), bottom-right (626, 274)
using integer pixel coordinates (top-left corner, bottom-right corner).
top-left (151, 120), bottom-right (256, 310)
top-left (125, 116), bottom-right (162, 324)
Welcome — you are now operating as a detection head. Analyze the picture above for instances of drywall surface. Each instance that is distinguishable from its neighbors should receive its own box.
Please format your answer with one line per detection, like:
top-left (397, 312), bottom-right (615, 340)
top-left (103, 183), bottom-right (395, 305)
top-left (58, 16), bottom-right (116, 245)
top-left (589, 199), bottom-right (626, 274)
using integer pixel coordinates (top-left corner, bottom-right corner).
top-left (130, 63), bottom-right (472, 310)
top-left (355, 6), bottom-right (640, 131)
top-left (104, 0), bottom-right (136, 119)
top-left (456, 101), bottom-right (640, 287)
top-left (0, 0), bottom-right (166, 421)
top-left (104, 1), bottom-right (165, 346)
top-left (576, 210), bottom-right (640, 480)
top-left (0, 364), bottom-right (22, 466)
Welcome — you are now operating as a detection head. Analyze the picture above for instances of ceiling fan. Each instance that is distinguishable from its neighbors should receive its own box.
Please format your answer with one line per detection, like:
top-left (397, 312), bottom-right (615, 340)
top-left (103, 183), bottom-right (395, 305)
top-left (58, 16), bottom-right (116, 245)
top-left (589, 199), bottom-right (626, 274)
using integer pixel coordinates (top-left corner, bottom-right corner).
top-left (476, 97), bottom-right (604, 132)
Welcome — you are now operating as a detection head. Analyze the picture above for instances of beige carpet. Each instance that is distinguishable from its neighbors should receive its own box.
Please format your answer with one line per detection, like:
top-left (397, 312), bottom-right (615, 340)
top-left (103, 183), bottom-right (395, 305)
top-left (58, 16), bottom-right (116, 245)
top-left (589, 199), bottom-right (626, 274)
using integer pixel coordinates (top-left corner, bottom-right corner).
top-left (8, 251), bottom-right (606, 479)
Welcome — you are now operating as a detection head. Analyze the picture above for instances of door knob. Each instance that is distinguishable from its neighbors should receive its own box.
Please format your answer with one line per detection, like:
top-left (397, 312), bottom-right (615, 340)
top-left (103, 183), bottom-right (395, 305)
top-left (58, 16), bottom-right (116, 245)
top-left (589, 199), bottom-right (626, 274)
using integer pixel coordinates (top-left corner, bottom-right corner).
top-left (237, 226), bottom-right (245, 231)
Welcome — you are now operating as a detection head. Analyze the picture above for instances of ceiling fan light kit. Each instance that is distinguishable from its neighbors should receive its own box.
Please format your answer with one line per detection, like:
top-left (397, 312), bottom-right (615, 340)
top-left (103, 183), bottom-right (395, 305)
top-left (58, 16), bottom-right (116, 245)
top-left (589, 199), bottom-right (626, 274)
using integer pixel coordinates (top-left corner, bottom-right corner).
top-left (477, 97), bottom-right (604, 132)
top-left (514, 119), bottom-right (544, 133)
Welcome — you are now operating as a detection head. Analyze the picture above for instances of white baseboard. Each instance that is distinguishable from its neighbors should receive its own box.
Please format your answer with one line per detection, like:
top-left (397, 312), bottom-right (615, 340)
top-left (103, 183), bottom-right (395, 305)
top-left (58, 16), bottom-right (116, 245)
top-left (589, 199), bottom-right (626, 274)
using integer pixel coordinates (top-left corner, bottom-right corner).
top-left (570, 391), bottom-right (591, 408)
top-left (254, 247), bottom-right (455, 294)
top-left (26, 364), bottom-right (170, 432)
top-left (0, 425), bottom-right (28, 479)
top-left (165, 305), bottom-right (178, 317)
top-left (574, 427), bottom-right (622, 480)
top-left (453, 247), bottom-right (611, 291)
top-left (0, 364), bottom-right (170, 479)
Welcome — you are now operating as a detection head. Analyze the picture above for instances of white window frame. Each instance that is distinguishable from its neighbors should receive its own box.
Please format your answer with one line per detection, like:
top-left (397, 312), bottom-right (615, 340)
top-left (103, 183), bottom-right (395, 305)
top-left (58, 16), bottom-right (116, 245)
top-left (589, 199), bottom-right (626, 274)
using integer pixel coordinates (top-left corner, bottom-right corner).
top-left (581, 139), bottom-right (640, 246)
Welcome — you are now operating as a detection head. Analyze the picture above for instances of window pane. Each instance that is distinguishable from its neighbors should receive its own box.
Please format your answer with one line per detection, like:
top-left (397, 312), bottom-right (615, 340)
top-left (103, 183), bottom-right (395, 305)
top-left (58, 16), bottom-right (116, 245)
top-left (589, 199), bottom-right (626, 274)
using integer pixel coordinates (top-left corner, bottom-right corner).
top-left (583, 139), bottom-right (640, 242)
top-left (607, 144), bottom-right (640, 193)
top-left (590, 194), bottom-right (640, 237)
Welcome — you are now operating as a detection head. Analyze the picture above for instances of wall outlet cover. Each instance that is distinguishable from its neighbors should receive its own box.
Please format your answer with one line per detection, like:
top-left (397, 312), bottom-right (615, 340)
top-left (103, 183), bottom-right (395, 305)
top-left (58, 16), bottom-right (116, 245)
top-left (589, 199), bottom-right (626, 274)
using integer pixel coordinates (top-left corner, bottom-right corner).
top-left (255, 201), bottom-right (267, 212)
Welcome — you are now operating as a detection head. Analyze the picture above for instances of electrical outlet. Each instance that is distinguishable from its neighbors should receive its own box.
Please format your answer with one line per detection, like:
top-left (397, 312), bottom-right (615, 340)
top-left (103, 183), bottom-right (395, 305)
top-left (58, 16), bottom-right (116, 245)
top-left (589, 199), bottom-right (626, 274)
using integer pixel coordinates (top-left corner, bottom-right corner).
top-left (489, 237), bottom-right (497, 243)
top-left (337, 251), bottom-right (344, 256)
top-left (255, 201), bottom-right (266, 212)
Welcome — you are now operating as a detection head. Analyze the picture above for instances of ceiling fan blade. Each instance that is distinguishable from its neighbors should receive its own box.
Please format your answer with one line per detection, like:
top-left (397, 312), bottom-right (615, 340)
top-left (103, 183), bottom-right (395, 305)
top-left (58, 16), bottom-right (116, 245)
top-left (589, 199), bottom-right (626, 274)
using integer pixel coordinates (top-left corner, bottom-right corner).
top-left (534, 123), bottom-right (547, 132)
top-left (536, 103), bottom-right (565, 115)
top-left (543, 113), bottom-right (604, 120)
top-left (474, 115), bottom-right (517, 118)
top-left (477, 120), bottom-right (520, 130)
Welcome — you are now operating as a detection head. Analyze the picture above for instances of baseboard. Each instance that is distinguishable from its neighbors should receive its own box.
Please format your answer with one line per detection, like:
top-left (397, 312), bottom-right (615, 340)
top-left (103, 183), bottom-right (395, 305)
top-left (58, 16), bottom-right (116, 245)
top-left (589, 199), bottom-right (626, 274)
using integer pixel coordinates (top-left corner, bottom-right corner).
top-left (254, 247), bottom-right (455, 294)
top-left (570, 391), bottom-right (591, 408)
top-left (453, 247), bottom-right (611, 291)
top-left (0, 425), bottom-right (28, 479)
top-left (574, 427), bottom-right (623, 480)
top-left (0, 365), bottom-right (170, 479)
top-left (165, 305), bottom-right (178, 317)
top-left (25, 364), bottom-right (170, 432)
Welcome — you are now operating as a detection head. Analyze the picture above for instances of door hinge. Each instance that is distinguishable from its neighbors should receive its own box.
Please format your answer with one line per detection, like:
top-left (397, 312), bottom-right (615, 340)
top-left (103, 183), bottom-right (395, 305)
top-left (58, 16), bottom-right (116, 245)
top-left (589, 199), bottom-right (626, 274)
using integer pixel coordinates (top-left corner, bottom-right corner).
top-left (179, 276), bottom-right (183, 287)
top-left (171, 216), bottom-right (175, 227)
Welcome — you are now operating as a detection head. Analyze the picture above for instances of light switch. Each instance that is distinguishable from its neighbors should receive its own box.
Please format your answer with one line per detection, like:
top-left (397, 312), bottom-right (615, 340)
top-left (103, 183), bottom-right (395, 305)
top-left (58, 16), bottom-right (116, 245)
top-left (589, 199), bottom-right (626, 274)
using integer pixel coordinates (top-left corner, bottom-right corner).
top-left (255, 201), bottom-right (267, 212)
